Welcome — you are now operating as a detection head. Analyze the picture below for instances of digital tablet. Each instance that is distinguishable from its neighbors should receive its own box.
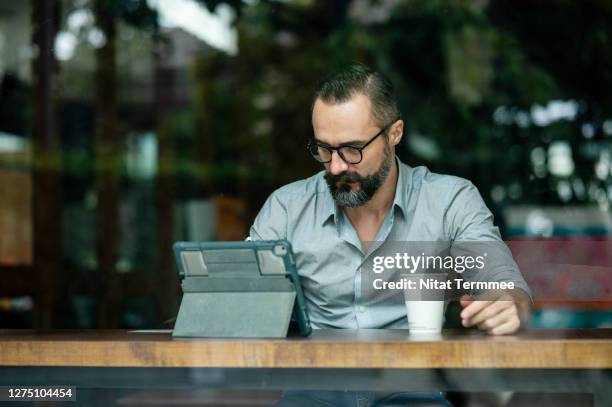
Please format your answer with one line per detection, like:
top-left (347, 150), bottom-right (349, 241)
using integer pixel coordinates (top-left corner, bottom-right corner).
top-left (172, 239), bottom-right (311, 337)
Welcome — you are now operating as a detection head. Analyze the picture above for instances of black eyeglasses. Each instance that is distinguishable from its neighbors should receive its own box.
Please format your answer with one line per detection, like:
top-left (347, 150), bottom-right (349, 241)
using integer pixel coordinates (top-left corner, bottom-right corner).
top-left (307, 122), bottom-right (394, 164)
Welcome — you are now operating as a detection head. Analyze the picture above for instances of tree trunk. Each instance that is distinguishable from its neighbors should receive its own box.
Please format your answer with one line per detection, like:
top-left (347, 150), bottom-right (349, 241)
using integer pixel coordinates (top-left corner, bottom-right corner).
top-left (154, 43), bottom-right (180, 325)
top-left (31, 0), bottom-right (62, 329)
top-left (94, 0), bottom-right (121, 328)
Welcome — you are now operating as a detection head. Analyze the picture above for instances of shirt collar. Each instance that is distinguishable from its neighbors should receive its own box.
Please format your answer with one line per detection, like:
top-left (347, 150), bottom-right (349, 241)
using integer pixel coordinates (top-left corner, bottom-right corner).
top-left (320, 178), bottom-right (338, 226)
top-left (392, 156), bottom-right (410, 218)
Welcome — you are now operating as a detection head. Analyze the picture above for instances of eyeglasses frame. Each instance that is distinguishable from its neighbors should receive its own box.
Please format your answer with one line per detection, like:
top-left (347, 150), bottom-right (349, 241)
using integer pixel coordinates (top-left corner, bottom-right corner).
top-left (307, 120), bottom-right (396, 165)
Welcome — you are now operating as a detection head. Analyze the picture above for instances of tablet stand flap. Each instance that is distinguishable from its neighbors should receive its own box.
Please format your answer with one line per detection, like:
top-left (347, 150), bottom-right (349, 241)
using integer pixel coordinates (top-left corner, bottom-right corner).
top-left (172, 291), bottom-right (296, 338)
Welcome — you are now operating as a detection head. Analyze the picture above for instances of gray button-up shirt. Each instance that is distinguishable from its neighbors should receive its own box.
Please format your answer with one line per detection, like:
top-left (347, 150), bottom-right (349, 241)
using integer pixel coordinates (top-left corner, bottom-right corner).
top-left (249, 158), bottom-right (531, 329)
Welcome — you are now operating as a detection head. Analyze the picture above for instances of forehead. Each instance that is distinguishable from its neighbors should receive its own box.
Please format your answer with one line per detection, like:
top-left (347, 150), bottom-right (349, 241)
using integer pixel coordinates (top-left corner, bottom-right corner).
top-left (312, 94), bottom-right (378, 144)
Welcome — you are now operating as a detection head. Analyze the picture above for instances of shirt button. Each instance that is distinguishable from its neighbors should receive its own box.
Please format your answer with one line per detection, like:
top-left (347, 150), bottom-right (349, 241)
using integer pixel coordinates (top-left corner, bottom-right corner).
top-left (358, 306), bottom-right (366, 313)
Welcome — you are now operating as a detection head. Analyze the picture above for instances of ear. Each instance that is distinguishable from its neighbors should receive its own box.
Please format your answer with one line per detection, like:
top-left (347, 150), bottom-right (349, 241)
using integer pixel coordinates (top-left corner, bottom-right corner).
top-left (389, 120), bottom-right (404, 147)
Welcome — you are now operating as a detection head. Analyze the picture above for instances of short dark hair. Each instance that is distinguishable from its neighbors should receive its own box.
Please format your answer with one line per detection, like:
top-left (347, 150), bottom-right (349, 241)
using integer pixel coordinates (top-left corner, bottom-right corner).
top-left (313, 64), bottom-right (401, 128)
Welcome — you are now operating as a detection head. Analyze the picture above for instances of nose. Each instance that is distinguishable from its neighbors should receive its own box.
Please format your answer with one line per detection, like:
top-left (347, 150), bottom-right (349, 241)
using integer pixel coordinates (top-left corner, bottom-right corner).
top-left (328, 150), bottom-right (349, 175)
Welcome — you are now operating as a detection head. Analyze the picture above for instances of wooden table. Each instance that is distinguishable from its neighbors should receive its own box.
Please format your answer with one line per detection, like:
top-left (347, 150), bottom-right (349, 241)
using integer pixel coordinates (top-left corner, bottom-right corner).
top-left (1, 329), bottom-right (611, 405)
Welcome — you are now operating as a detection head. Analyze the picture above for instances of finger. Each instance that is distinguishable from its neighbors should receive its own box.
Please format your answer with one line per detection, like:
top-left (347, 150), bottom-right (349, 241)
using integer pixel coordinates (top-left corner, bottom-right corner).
top-left (462, 300), bottom-right (496, 327)
top-left (477, 305), bottom-right (517, 331)
top-left (459, 296), bottom-right (475, 308)
top-left (460, 289), bottom-right (512, 319)
top-left (490, 317), bottom-right (521, 335)
top-left (460, 300), bottom-right (492, 320)
top-left (468, 300), bottom-right (514, 326)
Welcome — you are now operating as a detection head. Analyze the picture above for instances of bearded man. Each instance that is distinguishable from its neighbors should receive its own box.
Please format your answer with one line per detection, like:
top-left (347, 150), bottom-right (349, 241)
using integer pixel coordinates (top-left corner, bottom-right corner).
top-left (249, 64), bottom-right (531, 407)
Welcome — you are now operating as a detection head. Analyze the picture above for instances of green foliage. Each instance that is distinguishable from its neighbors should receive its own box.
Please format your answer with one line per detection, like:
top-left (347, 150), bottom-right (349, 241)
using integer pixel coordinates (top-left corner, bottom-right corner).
top-left (69, 0), bottom-right (612, 207)
top-left (94, 0), bottom-right (159, 32)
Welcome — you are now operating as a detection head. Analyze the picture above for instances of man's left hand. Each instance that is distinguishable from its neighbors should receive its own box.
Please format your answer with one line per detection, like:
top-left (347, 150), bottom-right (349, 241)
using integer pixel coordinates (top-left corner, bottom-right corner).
top-left (460, 289), bottom-right (531, 335)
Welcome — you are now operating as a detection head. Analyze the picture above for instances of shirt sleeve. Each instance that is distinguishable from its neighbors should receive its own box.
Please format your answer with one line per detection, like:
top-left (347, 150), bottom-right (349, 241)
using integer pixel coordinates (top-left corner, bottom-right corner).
top-left (248, 190), bottom-right (288, 241)
top-left (445, 180), bottom-right (533, 300)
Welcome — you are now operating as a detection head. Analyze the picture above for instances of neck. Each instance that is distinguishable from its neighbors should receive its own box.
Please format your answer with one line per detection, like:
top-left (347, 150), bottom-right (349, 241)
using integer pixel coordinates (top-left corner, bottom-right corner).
top-left (343, 157), bottom-right (398, 220)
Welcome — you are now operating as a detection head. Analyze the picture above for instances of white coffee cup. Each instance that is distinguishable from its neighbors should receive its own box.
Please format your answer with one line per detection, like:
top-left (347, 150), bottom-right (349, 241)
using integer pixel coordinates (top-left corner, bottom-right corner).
top-left (401, 273), bottom-right (447, 334)
top-left (405, 300), bottom-right (445, 333)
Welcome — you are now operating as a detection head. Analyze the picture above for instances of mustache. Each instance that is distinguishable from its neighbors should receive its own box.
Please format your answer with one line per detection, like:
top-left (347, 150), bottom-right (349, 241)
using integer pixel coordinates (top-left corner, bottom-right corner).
top-left (324, 171), bottom-right (364, 184)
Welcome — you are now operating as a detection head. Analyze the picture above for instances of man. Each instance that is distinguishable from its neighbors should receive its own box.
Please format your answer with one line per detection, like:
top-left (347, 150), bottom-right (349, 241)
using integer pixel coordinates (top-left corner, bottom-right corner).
top-left (249, 65), bottom-right (532, 406)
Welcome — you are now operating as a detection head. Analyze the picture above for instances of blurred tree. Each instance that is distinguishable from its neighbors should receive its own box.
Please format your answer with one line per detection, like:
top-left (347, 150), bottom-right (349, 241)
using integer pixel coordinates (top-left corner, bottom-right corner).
top-left (90, 0), bottom-right (159, 327)
top-left (194, 0), bottom-right (611, 220)
top-left (31, 0), bottom-right (63, 329)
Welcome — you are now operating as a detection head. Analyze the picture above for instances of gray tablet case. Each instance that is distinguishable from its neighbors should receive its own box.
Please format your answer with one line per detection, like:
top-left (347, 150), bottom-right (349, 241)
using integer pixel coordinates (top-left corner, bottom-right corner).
top-left (172, 240), bottom-right (311, 338)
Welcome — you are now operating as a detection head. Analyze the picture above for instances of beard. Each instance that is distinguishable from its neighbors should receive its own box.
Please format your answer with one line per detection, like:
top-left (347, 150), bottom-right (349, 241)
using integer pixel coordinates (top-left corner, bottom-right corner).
top-left (324, 143), bottom-right (393, 208)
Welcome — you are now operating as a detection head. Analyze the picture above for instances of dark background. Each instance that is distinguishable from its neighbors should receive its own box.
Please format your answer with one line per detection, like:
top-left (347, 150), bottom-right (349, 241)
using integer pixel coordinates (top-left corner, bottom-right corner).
top-left (0, 0), bottom-right (610, 331)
